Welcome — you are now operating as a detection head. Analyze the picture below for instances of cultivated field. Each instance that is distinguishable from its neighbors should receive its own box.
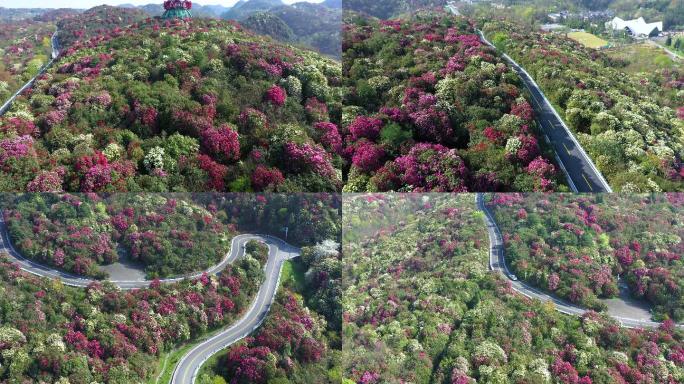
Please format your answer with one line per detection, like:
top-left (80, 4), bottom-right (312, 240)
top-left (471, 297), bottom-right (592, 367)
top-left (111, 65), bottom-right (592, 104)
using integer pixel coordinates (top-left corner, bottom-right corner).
top-left (568, 31), bottom-right (609, 48)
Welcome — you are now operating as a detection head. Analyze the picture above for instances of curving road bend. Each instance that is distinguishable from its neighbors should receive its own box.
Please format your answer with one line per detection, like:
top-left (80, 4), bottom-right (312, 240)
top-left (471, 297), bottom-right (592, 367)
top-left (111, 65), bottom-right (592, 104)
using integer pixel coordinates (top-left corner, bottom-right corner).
top-left (475, 193), bottom-right (674, 329)
top-left (172, 237), bottom-right (299, 384)
top-left (0, 214), bottom-right (298, 289)
top-left (0, 30), bottom-right (61, 116)
top-left (0, 213), bottom-right (300, 384)
top-left (474, 29), bottom-right (612, 193)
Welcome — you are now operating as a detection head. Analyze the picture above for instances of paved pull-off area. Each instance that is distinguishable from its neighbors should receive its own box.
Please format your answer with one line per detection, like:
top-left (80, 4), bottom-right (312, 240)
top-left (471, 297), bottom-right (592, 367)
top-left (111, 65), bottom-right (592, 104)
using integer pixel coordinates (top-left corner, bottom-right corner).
top-left (0, 214), bottom-right (300, 384)
top-left (476, 193), bottom-right (672, 329)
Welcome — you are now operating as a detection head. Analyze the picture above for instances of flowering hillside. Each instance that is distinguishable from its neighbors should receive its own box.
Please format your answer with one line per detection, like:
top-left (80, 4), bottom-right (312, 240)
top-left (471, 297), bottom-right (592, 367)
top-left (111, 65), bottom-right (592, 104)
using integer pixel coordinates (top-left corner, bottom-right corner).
top-left (343, 193), bottom-right (684, 383)
top-left (0, 249), bottom-right (265, 383)
top-left (343, 11), bottom-right (566, 192)
top-left (482, 20), bottom-right (684, 192)
top-left (0, 17), bottom-right (343, 192)
top-left (488, 193), bottom-right (684, 322)
top-left (0, 19), bottom-right (54, 102)
top-left (55, 5), bottom-right (148, 48)
top-left (4, 193), bottom-right (233, 279)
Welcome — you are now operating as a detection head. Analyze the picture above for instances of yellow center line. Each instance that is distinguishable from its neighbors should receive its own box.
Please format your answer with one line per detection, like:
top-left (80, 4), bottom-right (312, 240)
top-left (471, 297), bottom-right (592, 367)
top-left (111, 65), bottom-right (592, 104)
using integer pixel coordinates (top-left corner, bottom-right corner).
top-left (583, 174), bottom-right (594, 192)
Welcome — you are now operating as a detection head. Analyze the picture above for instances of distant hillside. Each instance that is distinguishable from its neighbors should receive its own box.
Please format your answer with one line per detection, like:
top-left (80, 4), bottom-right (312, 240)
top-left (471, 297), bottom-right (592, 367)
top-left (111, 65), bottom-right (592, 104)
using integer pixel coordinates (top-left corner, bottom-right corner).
top-left (322, 0), bottom-right (342, 8)
top-left (222, 0), bottom-right (285, 20)
top-left (242, 11), bottom-right (295, 40)
top-left (56, 5), bottom-right (148, 47)
top-left (117, 2), bottom-right (231, 18)
top-left (223, 0), bottom-right (341, 58)
top-left (343, 0), bottom-right (447, 19)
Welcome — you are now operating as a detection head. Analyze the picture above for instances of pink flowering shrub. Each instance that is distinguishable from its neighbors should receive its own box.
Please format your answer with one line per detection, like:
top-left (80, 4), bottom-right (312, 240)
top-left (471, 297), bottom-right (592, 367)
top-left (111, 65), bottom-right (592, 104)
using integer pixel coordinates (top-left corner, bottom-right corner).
top-left (200, 123), bottom-right (240, 163)
top-left (284, 142), bottom-right (337, 178)
top-left (349, 116), bottom-right (383, 140)
top-left (352, 141), bottom-right (385, 172)
top-left (372, 143), bottom-right (468, 192)
top-left (27, 168), bottom-right (65, 192)
top-left (265, 85), bottom-right (287, 107)
top-left (0, 135), bottom-right (35, 168)
top-left (0, 117), bottom-right (38, 137)
top-left (314, 122), bottom-right (342, 154)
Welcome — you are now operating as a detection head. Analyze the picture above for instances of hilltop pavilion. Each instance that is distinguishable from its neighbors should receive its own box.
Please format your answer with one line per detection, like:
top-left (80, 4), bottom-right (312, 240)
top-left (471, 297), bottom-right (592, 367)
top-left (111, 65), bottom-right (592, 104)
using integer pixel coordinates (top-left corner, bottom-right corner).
top-left (162, 0), bottom-right (192, 19)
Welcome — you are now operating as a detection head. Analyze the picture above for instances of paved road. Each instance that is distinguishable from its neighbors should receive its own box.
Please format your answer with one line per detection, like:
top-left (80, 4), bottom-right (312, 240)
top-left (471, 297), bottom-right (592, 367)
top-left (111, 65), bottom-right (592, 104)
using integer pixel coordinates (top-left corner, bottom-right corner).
top-left (476, 193), bottom-right (668, 329)
top-left (0, 30), bottom-right (60, 116)
top-left (1, 213), bottom-right (300, 383)
top-left (1, 214), bottom-right (297, 289)
top-left (473, 29), bottom-right (612, 193)
top-left (172, 237), bottom-right (299, 384)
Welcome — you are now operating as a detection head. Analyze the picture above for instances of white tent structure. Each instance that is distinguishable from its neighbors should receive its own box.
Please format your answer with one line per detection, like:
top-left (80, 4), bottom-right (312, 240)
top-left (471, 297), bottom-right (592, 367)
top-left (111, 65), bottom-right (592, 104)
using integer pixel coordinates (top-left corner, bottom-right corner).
top-left (606, 17), bottom-right (663, 37)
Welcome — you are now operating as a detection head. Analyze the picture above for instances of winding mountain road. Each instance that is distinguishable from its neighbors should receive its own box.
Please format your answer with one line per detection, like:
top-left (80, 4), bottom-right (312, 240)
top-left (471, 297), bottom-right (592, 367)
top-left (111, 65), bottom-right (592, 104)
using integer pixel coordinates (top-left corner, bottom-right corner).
top-left (0, 214), bottom-right (300, 383)
top-left (474, 30), bottom-right (612, 193)
top-left (172, 238), bottom-right (299, 384)
top-left (0, 30), bottom-right (61, 116)
top-left (476, 193), bottom-right (671, 329)
top-left (448, 2), bottom-right (611, 191)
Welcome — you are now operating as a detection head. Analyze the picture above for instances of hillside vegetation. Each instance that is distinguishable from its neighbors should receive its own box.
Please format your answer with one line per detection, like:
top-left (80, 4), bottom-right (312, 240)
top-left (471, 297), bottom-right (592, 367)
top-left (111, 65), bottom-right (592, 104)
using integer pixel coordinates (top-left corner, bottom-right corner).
top-left (0, 17), bottom-right (343, 192)
top-left (483, 20), bottom-right (684, 192)
top-left (0, 19), bottom-right (54, 102)
top-left (200, 241), bottom-right (343, 384)
top-left (224, 1), bottom-right (341, 58)
top-left (343, 11), bottom-right (566, 192)
top-left (56, 5), bottom-right (148, 48)
top-left (488, 193), bottom-right (684, 321)
top-left (343, 193), bottom-right (684, 383)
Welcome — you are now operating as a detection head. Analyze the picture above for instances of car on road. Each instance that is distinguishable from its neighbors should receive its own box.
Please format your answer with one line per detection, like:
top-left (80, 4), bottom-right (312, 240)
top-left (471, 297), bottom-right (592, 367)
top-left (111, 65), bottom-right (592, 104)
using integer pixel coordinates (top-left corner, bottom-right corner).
top-left (509, 274), bottom-right (518, 281)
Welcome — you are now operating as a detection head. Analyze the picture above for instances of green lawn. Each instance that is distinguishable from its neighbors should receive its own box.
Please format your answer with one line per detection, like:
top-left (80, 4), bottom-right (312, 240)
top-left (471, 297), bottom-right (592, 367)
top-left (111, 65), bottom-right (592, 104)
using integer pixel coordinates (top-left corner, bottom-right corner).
top-left (281, 259), bottom-right (306, 291)
top-left (567, 31), bottom-right (609, 49)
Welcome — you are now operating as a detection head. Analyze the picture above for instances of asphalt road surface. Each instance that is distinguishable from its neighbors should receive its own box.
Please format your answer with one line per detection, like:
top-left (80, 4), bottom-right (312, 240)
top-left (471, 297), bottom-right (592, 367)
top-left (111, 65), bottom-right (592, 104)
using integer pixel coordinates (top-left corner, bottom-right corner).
top-left (476, 193), bottom-right (668, 329)
top-left (475, 30), bottom-right (612, 193)
top-left (171, 237), bottom-right (299, 384)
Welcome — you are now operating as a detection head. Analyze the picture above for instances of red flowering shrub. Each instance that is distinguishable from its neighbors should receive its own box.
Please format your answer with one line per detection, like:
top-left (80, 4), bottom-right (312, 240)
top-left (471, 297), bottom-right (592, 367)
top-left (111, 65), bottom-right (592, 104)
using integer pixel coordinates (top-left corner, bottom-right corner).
top-left (251, 165), bottom-right (285, 191)
top-left (265, 85), bottom-right (287, 107)
top-left (197, 154), bottom-right (228, 191)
